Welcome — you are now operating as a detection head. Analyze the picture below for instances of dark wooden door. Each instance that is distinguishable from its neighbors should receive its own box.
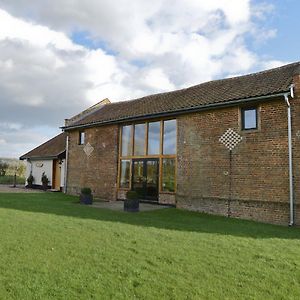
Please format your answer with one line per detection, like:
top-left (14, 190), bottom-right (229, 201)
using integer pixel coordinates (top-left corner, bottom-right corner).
top-left (132, 159), bottom-right (159, 201)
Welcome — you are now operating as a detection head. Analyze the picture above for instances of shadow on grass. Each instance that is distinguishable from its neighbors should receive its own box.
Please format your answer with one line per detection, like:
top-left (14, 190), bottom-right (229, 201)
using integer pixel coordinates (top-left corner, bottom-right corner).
top-left (0, 192), bottom-right (300, 240)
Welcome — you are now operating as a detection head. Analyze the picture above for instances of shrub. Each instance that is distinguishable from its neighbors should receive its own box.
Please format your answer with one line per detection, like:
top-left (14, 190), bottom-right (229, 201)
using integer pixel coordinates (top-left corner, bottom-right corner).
top-left (81, 187), bottom-right (92, 195)
top-left (27, 173), bottom-right (34, 184)
top-left (41, 172), bottom-right (49, 185)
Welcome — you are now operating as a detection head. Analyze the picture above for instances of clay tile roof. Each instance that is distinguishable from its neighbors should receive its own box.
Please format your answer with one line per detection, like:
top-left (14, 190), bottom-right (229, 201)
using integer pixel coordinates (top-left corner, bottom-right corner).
top-left (64, 61), bottom-right (300, 129)
top-left (20, 133), bottom-right (66, 160)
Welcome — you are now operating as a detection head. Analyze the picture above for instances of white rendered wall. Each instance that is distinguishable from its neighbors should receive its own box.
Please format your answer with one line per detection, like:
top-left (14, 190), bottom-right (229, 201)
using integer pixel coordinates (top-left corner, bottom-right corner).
top-left (25, 160), bottom-right (31, 184)
top-left (25, 159), bottom-right (53, 186)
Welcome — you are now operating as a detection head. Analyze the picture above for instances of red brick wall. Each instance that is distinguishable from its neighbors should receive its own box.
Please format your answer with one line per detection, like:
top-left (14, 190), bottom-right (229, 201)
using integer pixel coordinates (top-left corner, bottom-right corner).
top-left (65, 74), bottom-right (300, 225)
top-left (66, 125), bottom-right (119, 201)
top-left (292, 74), bottom-right (300, 224)
top-left (176, 95), bottom-right (300, 225)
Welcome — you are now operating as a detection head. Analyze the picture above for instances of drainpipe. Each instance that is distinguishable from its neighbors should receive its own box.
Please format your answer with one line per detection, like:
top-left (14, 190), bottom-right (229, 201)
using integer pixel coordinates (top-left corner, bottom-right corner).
top-left (64, 135), bottom-right (69, 193)
top-left (284, 87), bottom-right (294, 226)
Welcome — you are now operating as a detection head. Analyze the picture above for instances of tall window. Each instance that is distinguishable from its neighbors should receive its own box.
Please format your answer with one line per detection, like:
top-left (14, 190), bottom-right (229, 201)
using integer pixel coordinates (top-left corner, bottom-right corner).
top-left (134, 124), bottom-right (146, 155)
top-left (162, 159), bottom-right (175, 192)
top-left (148, 122), bottom-right (160, 155)
top-left (120, 160), bottom-right (130, 188)
top-left (79, 131), bottom-right (85, 145)
top-left (241, 107), bottom-right (258, 130)
top-left (163, 120), bottom-right (176, 154)
top-left (119, 119), bottom-right (177, 193)
top-left (121, 125), bottom-right (132, 156)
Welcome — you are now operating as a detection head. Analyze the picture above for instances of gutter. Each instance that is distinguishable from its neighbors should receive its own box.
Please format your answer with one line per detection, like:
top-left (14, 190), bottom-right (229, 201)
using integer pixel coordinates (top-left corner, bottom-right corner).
top-left (20, 156), bottom-right (59, 160)
top-left (61, 92), bottom-right (289, 131)
top-left (19, 152), bottom-right (66, 161)
top-left (284, 86), bottom-right (295, 226)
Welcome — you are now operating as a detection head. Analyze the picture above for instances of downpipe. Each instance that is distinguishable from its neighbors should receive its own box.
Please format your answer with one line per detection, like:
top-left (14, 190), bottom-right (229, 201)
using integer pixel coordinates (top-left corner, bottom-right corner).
top-left (284, 88), bottom-right (294, 226)
top-left (64, 135), bottom-right (69, 194)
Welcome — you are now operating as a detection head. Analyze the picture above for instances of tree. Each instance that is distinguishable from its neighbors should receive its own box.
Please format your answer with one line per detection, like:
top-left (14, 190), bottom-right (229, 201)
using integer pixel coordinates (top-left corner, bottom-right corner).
top-left (16, 163), bottom-right (26, 178)
top-left (0, 160), bottom-right (9, 176)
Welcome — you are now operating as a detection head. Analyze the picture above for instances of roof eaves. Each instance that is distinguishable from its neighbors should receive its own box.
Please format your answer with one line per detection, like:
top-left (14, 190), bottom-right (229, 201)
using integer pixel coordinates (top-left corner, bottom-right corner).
top-left (20, 155), bottom-right (58, 160)
top-left (20, 150), bottom-right (66, 161)
top-left (19, 133), bottom-right (66, 160)
top-left (62, 91), bottom-right (289, 131)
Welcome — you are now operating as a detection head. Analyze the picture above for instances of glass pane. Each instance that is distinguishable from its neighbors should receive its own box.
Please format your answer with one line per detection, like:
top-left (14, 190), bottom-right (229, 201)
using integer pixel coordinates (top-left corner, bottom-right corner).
top-left (134, 124), bottom-right (146, 156)
top-left (79, 131), bottom-right (85, 145)
top-left (148, 122), bottom-right (161, 155)
top-left (132, 160), bottom-right (144, 198)
top-left (163, 120), bottom-right (176, 154)
top-left (120, 160), bottom-right (130, 188)
top-left (162, 159), bottom-right (175, 192)
top-left (244, 109), bottom-right (257, 129)
top-left (146, 160), bottom-right (159, 199)
top-left (121, 125), bottom-right (132, 156)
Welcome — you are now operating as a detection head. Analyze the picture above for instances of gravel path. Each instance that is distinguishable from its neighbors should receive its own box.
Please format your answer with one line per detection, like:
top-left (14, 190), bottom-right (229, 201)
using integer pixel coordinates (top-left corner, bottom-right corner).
top-left (0, 185), bottom-right (43, 193)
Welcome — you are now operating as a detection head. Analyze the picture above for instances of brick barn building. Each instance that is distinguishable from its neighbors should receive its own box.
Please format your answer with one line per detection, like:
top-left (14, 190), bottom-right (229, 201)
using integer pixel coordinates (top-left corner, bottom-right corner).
top-left (48, 62), bottom-right (300, 225)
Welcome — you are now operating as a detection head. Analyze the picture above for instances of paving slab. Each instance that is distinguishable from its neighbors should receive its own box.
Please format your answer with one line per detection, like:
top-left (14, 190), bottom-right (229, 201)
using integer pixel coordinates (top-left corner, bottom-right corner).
top-left (89, 201), bottom-right (171, 212)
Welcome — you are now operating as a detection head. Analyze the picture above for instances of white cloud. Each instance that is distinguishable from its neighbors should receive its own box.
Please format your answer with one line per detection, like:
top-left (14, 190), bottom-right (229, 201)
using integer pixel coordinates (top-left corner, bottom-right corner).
top-left (0, 124), bottom-right (54, 158)
top-left (143, 68), bottom-right (175, 91)
top-left (0, 122), bottom-right (22, 130)
top-left (0, 8), bottom-right (135, 117)
top-left (0, 1), bottom-right (284, 157)
top-left (0, 9), bottom-right (80, 51)
top-left (261, 60), bottom-right (290, 70)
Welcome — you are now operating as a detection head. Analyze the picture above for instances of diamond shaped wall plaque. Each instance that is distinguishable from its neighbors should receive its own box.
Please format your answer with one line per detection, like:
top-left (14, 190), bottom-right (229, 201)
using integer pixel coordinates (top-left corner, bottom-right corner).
top-left (219, 128), bottom-right (242, 151)
top-left (83, 142), bottom-right (94, 157)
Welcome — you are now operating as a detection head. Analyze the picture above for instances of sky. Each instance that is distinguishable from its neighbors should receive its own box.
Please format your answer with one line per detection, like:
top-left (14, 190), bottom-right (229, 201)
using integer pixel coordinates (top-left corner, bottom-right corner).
top-left (0, 0), bottom-right (299, 158)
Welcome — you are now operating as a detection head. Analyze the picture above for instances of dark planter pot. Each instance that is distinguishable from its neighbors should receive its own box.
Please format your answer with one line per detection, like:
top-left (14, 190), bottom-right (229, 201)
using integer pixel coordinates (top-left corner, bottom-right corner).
top-left (80, 193), bottom-right (93, 205)
top-left (124, 199), bottom-right (140, 212)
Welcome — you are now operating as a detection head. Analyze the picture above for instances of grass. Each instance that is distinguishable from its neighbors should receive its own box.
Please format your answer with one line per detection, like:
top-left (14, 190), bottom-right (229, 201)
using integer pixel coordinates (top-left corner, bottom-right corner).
top-left (0, 175), bottom-right (25, 185)
top-left (0, 193), bottom-right (300, 299)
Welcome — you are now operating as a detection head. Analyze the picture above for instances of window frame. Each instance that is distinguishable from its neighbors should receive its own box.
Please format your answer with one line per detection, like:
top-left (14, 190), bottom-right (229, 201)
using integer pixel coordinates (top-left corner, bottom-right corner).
top-left (162, 158), bottom-right (176, 193)
top-left (133, 123), bottom-right (146, 156)
top-left (79, 131), bottom-right (85, 145)
top-left (119, 159), bottom-right (131, 189)
top-left (241, 106), bottom-right (258, 131)
top-left (118, 118), bottom-right (177, 194)
top-left (121, 125), bottom-right (133, 156)
top-left (163, 119), bottom-right (177, 155)
top-left (147, 121), bottom-right (161, 155)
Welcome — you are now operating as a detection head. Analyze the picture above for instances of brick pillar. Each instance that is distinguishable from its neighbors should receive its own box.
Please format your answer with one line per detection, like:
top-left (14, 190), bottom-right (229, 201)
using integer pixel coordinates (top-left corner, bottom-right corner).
top-left (293, 74), bottom-right (300, 98)
top-left (292, 73), bottom-right (300, 224)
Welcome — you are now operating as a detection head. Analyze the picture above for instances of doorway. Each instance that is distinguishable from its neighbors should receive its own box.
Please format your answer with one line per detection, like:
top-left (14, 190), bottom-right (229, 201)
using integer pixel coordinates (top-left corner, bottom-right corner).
top-left (52, 159), bottom-right (61, 190)
top-left (132, 158), bottom-right (159, 201)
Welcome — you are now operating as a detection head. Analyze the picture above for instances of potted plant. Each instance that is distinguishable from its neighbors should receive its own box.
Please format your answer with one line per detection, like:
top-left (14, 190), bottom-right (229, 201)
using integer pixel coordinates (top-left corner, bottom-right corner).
top-left (80, 187), bottom-right (93, 205)
top-left (27, 172), bottom-right (34, 188)
top-left (124, 190), bottom-right (140, 212)
top-left (41, 172), bottom-right (49, 190)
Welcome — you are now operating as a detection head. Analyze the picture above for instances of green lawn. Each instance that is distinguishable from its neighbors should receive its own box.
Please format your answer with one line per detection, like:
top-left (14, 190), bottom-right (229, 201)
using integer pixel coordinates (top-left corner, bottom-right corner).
top-left (0, 193), bottom-right (300, 299)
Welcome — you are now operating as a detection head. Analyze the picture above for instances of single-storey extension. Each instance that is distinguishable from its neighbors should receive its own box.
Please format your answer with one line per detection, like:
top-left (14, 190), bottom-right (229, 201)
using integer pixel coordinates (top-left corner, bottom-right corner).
top-left (19, 99), bottom-right (111, 190)
top-left (62, 62), bottom-right (300, 225)
top-left (20, 133), bottom-right (66, 190)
